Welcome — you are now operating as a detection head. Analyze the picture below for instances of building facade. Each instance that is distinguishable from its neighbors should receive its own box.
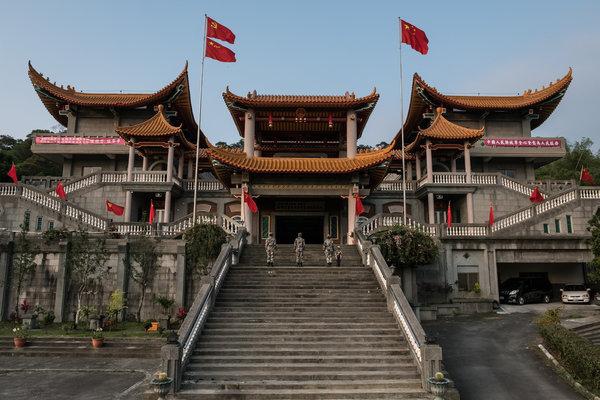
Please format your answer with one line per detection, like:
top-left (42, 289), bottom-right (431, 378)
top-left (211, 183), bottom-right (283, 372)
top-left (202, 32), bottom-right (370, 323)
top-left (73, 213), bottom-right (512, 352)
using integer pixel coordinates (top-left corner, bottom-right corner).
top-left (1, 62), bottom-right (598, 314)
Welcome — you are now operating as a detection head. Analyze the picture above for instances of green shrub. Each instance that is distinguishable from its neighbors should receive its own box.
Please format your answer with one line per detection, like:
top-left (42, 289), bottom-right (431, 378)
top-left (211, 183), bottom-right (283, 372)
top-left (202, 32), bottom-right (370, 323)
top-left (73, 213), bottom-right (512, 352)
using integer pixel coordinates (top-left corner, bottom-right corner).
top-left (369, 225), bottom-right (438, 269)
top-left (184, 223), bottom-right (227, 275)
top-left (537, 309), bottom-right (600, 395)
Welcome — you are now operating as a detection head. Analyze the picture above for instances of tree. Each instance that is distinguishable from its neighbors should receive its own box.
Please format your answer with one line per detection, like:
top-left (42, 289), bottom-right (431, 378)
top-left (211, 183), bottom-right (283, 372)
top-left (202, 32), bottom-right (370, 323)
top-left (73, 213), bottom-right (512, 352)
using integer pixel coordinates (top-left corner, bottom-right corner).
top-left (12, 225), bottom-right (38, 317)
top-left (184, 224), bottom-right (227, 276)
top-left (369, 225), bottom-right (438, 269)
top-left (67, 226), bottom-right (109, 325)
top-left (0, 131), bottom-right (61, 182)
top-left (586, 211), bottom-right (600, 290)
top-left (128, 237), bottom-right (160, 322)
top-left (536, 138), bottom-right (600, 181)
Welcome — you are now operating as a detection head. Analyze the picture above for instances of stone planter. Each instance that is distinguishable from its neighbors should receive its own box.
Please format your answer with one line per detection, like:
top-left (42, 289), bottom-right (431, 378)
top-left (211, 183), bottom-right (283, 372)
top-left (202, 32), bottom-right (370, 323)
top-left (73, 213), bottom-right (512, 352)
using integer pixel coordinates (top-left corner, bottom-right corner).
top-left (427, 377), bottom-right (450, 400)
top-left (158, 316), bottom-right (170, 330)
top-left (13, 337), bottom-right (26, 348)
top-left (91, 338), bottom-right (104, 348)
top-left (150, 378), bottom-right (172, 400)
top-left (89, 317), bottom-right (100, 331)
top-left (22, 314), bottom-right (38, 330)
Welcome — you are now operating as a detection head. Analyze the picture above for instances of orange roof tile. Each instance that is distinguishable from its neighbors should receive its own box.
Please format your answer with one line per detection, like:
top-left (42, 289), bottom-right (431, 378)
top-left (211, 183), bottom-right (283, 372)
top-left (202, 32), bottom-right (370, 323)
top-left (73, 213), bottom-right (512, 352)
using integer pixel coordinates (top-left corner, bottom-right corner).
top-left (207, 146), bottom-right (393, 174)
top-left (419, 112), bottom-right (484, 140)
top-left (223, 87), bottom-right (379, 108)
top-left (115, 105), bottom-right (182, 138)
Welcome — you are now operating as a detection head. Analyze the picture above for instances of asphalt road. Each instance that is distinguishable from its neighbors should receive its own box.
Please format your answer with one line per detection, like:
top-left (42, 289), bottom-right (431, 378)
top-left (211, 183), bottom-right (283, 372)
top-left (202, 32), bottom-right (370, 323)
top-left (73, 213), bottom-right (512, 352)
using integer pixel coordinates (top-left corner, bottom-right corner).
top-left (423, 312), bottom-right (584, 400)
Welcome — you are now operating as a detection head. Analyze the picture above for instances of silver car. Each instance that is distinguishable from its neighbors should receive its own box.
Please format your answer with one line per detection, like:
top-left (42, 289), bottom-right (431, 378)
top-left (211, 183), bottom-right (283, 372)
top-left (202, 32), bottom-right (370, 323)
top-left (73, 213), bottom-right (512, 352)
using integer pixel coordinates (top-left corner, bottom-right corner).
top-left (560, 284), bottom-right (591, 304)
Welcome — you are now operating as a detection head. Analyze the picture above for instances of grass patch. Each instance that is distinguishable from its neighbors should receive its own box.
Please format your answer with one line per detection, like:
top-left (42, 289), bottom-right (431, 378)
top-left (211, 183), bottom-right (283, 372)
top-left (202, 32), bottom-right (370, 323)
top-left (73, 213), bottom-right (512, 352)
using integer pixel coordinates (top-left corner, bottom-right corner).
top-left (0, 321), bottom-right (166, 339)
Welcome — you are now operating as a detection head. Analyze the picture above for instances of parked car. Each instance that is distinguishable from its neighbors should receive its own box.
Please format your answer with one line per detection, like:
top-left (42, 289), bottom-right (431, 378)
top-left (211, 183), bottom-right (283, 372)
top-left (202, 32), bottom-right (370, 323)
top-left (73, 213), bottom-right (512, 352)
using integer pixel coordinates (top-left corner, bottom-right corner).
top-left (499, 277), bottom-right (553, 305)
top-left (560, 284), bottom-right (591, 304)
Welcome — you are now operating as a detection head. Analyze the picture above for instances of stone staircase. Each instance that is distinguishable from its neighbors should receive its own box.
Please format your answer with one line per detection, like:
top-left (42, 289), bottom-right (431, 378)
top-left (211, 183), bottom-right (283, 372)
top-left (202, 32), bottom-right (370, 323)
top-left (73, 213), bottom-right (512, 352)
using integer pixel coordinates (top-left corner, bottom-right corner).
top-left (571, 321), bottom-right (600, 345)
top-left (177, 244), bottom-right (430, 399)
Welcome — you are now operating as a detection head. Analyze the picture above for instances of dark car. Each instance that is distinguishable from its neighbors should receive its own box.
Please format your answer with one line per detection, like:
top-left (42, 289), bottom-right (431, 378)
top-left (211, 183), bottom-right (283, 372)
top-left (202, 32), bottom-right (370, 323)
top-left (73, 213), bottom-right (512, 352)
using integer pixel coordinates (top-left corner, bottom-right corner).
top-left (499, 277), bottom-right (553, 305)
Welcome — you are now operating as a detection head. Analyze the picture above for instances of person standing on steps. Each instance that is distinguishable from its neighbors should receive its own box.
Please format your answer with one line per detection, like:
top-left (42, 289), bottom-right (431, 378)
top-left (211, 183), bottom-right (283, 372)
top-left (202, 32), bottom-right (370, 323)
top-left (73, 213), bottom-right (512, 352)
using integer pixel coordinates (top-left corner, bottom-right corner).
top-left (265, 232), bottom-right (276, 267)
top-left (335, 245), bottom-right (343, 267)
top-left (323, 234), bottom-right (335, 267)
top-left (293, 232), bottom-right (305, 267)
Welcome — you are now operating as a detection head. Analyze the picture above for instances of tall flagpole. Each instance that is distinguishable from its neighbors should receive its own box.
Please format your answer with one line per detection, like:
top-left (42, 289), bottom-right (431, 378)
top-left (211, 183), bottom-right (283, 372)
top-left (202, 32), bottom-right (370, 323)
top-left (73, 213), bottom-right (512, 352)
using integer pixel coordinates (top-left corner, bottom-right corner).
top-left (398, 17), bottom-right (407, 226)
top-left (193, 14), bottom-right (208, 225)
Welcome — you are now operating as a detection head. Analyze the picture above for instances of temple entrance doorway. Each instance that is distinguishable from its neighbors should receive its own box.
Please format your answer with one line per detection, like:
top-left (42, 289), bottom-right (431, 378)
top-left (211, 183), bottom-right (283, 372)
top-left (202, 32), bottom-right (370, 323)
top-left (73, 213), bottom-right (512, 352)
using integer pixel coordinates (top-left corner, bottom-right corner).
top-left (275, 215), bottom-right (324, 244)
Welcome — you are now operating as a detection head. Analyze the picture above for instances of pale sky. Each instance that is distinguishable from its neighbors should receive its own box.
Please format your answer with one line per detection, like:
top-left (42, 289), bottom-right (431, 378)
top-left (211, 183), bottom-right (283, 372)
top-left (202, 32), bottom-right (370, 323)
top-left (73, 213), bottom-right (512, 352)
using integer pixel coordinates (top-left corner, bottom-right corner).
top-left (0, 0), bottom-right (598, 147)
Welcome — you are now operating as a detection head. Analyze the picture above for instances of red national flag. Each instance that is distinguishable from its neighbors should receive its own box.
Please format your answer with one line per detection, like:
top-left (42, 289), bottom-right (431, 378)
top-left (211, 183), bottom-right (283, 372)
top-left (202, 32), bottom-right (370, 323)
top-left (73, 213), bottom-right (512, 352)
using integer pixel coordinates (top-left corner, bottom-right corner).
top-left (489, 204), bottom-right (495, 226)
top-left (355, 194), bottom-right (365, 216)
top-left (205, 38), bottom-right (236, 62)
top-left (106, 200), bottom-right (124, 216)
top-left (446, 202), bottom-right (452, 227)
top-left (7, 163), bottom-right (18, 183)
top-left (400, 19), bottom-right (429, 55)
top-left (529, 186), bottom-right (544, 203)
top-left (580, 167), bottom-right (595, 185)
top-left (149, 200), bottom-right (156, 224)
top-left (244, 191), bottom-right (258, 213)
top-left (56, 181), bottom-right (67, 200)
top-left (206, 16), bottom-right (236, 44)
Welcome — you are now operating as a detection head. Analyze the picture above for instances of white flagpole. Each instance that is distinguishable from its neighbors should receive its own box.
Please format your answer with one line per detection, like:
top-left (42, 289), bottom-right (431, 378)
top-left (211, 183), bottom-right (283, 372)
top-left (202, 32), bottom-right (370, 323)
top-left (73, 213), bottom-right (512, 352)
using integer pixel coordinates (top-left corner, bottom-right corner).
top-left (193, 14), bottom-right (208, 225)
top-left (398, 17), bottom-right (407, 226)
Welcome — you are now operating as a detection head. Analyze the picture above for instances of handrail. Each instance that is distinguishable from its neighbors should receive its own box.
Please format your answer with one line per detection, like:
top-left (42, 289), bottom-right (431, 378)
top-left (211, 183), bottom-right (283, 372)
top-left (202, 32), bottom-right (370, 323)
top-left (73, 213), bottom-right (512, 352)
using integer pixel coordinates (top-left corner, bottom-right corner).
top-left (165, 228), bottom-right (247, 392)
top-left (355, 230), bottom-right (441, 389)
top-left (358, 213), bottom-right (437, 237)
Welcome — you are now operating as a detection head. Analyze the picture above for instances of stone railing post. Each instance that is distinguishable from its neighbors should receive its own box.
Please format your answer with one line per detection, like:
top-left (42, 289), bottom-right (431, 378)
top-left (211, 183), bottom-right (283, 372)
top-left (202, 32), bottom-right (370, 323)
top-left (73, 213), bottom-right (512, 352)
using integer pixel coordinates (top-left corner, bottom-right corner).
top-left (53, 241), bottom-right (69, 323)
top-left (421, 343), bottom-right (443, 390)
top-left (0, 239), bottom-right (14, 321)
top-left (161, 339), bottom-right (182, 393)
top-left (175, 243), bottom-right (186, 308)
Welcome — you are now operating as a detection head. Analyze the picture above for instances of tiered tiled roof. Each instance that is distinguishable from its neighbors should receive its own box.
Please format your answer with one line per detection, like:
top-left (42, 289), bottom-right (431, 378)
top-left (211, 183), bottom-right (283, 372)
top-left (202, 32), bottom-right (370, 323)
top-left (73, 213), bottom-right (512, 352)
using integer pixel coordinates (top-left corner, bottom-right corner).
top-left (115, 105), bottom-right (182, 138)
top-left (223, 88), bottom-right (380, 108)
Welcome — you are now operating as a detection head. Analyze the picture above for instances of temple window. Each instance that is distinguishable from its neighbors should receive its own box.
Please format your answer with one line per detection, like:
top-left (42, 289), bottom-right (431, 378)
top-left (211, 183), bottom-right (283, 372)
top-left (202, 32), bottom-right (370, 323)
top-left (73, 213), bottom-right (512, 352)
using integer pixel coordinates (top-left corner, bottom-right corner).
top-left (457, 265), bottom-right (479, 292)
top-left (566, 215), bottom-right (573, 234)
top-left (35, 216), bottom-right (43, 231)
top-left (23, 210), bottom-right (31, 231)
top-left (554, 219), bottom-right (561, 233)
top-left (543, 223), bottom-right (549, 234)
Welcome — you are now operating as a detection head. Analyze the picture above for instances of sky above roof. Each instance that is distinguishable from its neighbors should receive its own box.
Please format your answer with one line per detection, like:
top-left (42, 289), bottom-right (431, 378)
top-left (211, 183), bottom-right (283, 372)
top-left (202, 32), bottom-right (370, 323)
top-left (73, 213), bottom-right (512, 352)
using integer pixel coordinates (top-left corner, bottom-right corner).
top-left (1, 0), bottom-right (599, 148)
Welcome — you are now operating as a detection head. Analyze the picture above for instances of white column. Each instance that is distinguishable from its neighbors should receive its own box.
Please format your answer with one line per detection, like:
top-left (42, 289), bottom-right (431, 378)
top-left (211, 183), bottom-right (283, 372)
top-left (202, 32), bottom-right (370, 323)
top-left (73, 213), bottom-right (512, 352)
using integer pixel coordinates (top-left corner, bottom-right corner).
top-left (124, 141), bottom-right (135, 222)
top-left (347, 185), bottom-right (357, 244)
top-left (406, 161), bottom-right (413, 181)
top-left (177, 154), bottom-right (184, 179)
top-left (425, 140), bottom-right (433, 183)
top-left (244, 110), bottom-right (255, 159)
top-left (464, 141), bottom-right (472, 183)
top-left (451, 157), bottom-right (457, 173)
top-left (166, 140), bottom-right (175, 182)
top-left (187, 160), bottom-right (194, 179)
top-left (415, 154), bottom-right (421, 180)
top-left (124, 191), bottom-right (133, 223)
top-left (346, 111), bottom-right (357, 159)
top-left (466, 192), bottom-right (474, 223)
top-left (164, 191), bottom-right (172, 223)
top-left (427, 192), bottom-right (435, 224)
top-left (142, 156), bottom-right (148, 171)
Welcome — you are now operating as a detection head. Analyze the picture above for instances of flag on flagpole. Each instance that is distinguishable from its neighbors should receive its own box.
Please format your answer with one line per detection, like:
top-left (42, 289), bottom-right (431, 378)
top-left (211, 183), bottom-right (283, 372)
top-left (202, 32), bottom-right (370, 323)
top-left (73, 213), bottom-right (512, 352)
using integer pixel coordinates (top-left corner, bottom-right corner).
top-left (400, 19), bottom-right (429, 55)
top-left (529, 186), bottom-right (544, 203)
top-left (56, 181), bottom-right (67, 200)
top-left (489, 204), bottom-right (495, 226)
top-left (206, 16), bottom-right (236, 44)
top-left (243, 190), bottom-right (258, 213)
top-left (7, 163), bottom-right (18, 183)
top-left (106, 200), bottom-right (125, 216)
top-left (580, 167), bottom-right (595, 185)
top-left (205, 38), bottom-right (236, 62)
top-left (446, 202), bottom-right (452, 227)
top-left (355, 194), bottom-right (365, 215)
top-left (149, 200), bottom-right (156, 224)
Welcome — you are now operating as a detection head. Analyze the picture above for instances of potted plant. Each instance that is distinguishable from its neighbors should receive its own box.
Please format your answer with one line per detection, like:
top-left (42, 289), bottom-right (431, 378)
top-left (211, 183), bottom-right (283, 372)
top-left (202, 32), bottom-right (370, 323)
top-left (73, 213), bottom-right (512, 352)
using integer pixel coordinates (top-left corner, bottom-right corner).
top-left (427, 371), bottom-right (450, 400)
top-left (150, 371), bottom-right (172, 400)
top-left (20, 300), bottom-right (38, 330)
top-left (91, 328), bottom-right (104, 348)
top-left (153, 295), bottom-right (175, 330)
top-left (12, 327), bottom-right (28, 348)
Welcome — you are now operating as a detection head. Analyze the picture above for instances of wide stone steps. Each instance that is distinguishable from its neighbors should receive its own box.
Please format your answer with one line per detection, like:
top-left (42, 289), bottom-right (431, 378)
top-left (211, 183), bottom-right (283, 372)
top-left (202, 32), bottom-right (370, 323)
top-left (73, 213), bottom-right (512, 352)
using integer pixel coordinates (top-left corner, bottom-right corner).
top-left (178, 244), bottom-right (427, 399)
top-left (571, 321), bottom-right (600, 345)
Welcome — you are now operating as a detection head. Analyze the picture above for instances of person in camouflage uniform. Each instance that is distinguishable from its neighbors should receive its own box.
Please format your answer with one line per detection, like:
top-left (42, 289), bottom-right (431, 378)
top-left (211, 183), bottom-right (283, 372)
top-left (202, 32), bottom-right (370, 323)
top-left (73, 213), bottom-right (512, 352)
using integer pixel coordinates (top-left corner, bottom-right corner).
top-left (264, 232), bottom-right (276, 267)
top-left (323, 234), bottom-right (335, 267)
top-left (293, 232), bottom-right (305, 267)
top-left (335, 245), bottom-right (343, 267)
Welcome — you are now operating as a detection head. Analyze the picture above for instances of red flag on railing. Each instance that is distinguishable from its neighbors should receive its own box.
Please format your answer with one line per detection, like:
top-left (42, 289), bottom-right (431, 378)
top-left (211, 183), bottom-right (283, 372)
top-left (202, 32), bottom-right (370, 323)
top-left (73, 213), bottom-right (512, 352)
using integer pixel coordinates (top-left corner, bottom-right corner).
top-left (355, 194), bottom-right (365, 215)
top-left (149, 200), bottom-right (156, 224)
top-left (446, 201), bottom-right (452, 227)
top-left (243, 190), bottom-right (258, 213)
top-left (106, 200), bottom-right (124, 216)
top-left (581, 167), bottom-right (595, 185)
top-left (7, 163), bottom-right (18, 183)
top-left (206, 16), bottom-right (236, 44)
top-left (489, 204), bottom-right (495, 226)
top-left (529, 186), bottom-right (544, 203)
top-left (56, 181), bottom-right (67, 200)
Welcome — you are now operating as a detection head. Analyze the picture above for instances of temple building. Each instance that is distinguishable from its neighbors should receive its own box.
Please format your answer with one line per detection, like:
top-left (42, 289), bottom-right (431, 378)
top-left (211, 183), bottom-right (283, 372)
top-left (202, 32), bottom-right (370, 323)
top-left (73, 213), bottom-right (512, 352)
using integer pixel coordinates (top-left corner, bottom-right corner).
top-left (1, 62), bottom-right (598, 310)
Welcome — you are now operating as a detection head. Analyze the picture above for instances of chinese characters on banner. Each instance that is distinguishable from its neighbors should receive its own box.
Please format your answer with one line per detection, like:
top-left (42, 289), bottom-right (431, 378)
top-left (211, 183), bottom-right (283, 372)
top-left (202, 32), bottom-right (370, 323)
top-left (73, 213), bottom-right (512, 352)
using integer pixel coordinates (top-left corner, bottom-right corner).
top-left (34, 136), bottom-right (126, 145)
top-left (482, 138), bottom-right (562, 148)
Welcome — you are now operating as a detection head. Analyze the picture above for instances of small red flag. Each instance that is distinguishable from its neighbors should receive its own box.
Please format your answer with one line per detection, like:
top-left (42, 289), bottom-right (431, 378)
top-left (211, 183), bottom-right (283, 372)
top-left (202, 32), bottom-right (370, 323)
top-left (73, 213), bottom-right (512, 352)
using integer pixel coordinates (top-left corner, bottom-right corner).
top-left (205, 38), bottom-right (236, 62)
top-left (355, 194), bottom-right (365, 215)
top-left (206, 16), bottom-right (236, 44)
top-left (244, 191), bottom-right (258, 213)
top-left (400, 19), bottom-right (429, 55)
top-left (580, 167), bottom-right (595, 185)
top-left (7, 163), bottom-right (18, 183)
top-left (106, 200), bottom-right (124, 216)
top-left (446, 201), bottom-right (452, 227)
top-left (56, 181), bottom-right (67, 200)
top-left (149, 200), bottom-right (156, 224)
top-left (489, 204), bottom-right (495, 226)
top-left (529, 186), bottom-right (544, 203)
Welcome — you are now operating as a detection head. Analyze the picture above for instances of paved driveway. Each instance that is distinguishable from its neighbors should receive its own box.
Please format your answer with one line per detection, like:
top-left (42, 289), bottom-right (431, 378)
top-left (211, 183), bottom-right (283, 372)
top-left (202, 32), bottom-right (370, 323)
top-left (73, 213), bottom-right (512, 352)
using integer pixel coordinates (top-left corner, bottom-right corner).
top-left (423, 312), bottom-right (585, 400)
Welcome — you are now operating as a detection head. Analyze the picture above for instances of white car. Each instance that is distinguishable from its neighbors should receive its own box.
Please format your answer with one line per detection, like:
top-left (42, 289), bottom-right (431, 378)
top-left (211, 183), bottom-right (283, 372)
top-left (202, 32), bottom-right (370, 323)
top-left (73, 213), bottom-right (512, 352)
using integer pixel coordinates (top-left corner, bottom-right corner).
top-left (560, 284), bottom-right (591, 304)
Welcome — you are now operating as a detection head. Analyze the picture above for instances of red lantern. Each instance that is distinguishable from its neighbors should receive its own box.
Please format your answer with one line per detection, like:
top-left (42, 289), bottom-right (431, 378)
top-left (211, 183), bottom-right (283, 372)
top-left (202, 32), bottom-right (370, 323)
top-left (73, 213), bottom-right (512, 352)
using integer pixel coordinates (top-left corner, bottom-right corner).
top-left (268, 113), bottom-right (273, 128)
top-left (328, 113), bottom-right (333, 128)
